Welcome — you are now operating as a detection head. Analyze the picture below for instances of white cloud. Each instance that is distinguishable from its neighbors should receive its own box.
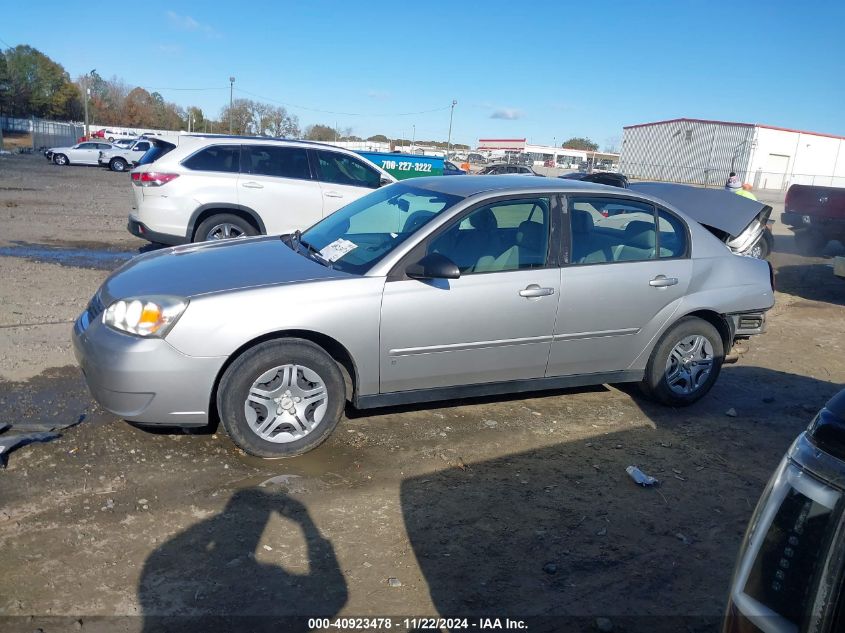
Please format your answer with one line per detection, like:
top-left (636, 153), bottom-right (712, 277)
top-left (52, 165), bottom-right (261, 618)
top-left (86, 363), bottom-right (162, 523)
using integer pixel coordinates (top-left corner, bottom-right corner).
top-left (166, 11), bottom-right (218, 37)
top-left (490, 108), bottom-right (522, 120)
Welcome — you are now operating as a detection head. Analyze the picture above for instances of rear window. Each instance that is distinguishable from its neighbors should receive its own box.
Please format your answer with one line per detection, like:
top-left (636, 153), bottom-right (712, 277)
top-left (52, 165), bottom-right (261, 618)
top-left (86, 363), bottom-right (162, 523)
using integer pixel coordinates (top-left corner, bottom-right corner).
top-left (182, 145), bottom-right (241, 173)
top-left (138, 141), bottom-right (177, 166)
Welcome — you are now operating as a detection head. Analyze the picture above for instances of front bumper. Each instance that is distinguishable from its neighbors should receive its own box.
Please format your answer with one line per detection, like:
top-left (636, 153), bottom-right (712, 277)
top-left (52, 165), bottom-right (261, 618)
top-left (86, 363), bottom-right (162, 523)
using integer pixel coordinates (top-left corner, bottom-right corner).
top-left (72, 306), bottom-right (226, 427)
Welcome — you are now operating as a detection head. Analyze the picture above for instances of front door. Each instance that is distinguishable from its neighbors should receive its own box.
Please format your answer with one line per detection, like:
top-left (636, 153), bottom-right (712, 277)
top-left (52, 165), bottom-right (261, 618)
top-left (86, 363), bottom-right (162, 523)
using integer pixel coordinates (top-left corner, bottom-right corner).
top-left (548, 196), bottom-right (692, 377)
top-left (379, 196), bottom-right (561, 393)
top-left (312, 150), bottom-right (382, 216)
top-left (72, 142), bottom-right (100, 164)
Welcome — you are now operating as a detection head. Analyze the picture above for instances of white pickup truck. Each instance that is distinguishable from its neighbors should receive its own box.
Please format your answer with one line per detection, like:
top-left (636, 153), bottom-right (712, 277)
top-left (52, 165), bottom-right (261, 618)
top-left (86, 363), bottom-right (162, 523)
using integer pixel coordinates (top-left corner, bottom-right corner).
top-left (98, 138), bottom-right (153, 172)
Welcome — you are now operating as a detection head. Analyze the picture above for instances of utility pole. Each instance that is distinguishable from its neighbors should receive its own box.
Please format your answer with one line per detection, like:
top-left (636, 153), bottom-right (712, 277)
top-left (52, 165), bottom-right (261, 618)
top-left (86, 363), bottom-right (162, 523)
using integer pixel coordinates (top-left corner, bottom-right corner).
top-left (446, 99), bottom-right (457, 158)
top-left (83, 69), bottom-right (95, 139)
top-left (229, 76), bottom-right (235, 134)
top-left (412, 124), bottom-right (416, 153)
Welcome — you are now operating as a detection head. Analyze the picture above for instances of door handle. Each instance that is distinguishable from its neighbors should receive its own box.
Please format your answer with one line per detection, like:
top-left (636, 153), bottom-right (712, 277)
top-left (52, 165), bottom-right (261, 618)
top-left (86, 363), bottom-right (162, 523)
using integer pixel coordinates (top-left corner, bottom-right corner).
top-left (241, 181), bottom-right (264, 189)
top-left (519, 284), bottom-right (555, 298)
top-left (324, 191), bottom-right (344, 198)
top-left (649, 275), bottom-right (678, 287)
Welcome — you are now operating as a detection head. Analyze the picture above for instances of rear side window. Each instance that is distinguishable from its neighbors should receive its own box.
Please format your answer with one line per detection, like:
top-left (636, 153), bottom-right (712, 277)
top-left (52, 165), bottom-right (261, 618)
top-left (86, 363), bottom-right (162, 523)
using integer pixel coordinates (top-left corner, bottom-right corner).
top-left (316, 150), bottom-right (380, 189)
top-left (138, 141), bottom-right (177, 166)
top-left (243, 145), bottom-right (311, 180)
top-left (657, 209), bottom-right (688, 258)
top-left (182, 145), bottom-right (240, 173)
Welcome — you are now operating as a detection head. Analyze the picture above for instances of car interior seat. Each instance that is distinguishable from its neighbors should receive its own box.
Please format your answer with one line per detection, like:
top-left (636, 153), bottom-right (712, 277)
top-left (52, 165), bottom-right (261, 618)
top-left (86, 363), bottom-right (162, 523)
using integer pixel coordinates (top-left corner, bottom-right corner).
top-left (613, 221), bottom-right (657, 261)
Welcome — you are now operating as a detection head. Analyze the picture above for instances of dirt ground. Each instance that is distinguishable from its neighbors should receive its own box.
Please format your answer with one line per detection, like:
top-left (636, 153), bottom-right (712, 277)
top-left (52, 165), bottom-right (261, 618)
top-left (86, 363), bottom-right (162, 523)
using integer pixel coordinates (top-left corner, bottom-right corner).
top-left (1, 154), bottom-right (844, 632)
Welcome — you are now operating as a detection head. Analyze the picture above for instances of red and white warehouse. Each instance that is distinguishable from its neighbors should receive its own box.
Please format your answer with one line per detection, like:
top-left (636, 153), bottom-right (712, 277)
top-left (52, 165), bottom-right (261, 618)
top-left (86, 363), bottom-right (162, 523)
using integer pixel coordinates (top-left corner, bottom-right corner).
top-left (618, 118), bottom-right (845, 190)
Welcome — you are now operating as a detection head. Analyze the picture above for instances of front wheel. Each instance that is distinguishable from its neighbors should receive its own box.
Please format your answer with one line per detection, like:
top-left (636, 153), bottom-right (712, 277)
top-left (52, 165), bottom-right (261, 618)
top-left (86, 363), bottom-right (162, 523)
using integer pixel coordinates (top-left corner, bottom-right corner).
top-left (640, 317), bottom-right (724, 406)
top-left (195, 213), bottom-right (257, 242)
top-left (217, 339), bottom-right (345, 458)
top-left (749, 234), bottom-right (770, 259)
top-left (110, 157), bottom-right (128, 172)
top-left (53, 153), bottom-right (68, 166)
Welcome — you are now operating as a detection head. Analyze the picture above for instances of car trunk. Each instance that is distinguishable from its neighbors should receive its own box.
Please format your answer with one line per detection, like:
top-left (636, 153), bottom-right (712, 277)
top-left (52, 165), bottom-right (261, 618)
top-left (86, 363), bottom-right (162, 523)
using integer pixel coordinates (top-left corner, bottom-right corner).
top-left (630, 182), bottom-right (772, 255)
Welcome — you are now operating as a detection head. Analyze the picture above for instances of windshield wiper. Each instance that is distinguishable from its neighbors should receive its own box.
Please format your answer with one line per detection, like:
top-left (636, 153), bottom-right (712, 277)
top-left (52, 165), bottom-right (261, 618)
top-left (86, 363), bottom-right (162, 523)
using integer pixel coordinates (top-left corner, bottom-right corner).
top-left (298, 237), bottom-right (333, 268)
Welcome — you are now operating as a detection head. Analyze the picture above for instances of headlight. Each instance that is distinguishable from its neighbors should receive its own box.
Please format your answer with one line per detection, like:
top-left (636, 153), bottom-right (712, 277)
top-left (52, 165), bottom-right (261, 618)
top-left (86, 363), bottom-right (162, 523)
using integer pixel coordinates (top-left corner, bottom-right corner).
top-left (103, 295), bottom-right (188, 337)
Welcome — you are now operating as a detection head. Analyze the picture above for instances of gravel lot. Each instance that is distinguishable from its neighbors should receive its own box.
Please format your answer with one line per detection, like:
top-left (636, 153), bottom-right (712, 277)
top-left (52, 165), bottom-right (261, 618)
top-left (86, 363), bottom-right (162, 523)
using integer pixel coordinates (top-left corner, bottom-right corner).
top-left (1, 154), bottom-right (844, 632)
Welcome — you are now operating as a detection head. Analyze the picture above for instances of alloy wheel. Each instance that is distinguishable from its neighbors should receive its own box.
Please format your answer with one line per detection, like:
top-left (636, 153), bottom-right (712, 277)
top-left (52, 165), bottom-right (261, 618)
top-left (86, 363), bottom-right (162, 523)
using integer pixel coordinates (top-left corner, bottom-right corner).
top-left (206, 222), bottom-right (245, 240)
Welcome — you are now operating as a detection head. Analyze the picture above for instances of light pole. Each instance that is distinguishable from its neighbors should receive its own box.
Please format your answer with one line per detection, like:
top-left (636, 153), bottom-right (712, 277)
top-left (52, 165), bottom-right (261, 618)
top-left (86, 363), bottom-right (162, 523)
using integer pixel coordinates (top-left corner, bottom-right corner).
top-left (83, 68), bottom-right (95, 139)
top-left (228, 76), bottom-right (235, 134)
top-left (446, 99), bottom-right (457, 157)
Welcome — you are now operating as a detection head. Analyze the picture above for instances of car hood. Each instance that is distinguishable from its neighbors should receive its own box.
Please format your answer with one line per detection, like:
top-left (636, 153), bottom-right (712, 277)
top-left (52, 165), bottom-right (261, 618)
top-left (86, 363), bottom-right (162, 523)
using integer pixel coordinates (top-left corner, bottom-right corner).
top-left (100, 236), bottom-right (346, 303)
top-left (630, 182), bottom-right (771, 238)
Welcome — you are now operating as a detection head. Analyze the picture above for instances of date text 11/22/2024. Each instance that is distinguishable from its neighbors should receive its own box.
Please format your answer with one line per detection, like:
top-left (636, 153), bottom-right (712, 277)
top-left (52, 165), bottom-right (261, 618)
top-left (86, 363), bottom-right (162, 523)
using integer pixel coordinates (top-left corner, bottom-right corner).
top-left (307, 617), bottom-right (528, 630)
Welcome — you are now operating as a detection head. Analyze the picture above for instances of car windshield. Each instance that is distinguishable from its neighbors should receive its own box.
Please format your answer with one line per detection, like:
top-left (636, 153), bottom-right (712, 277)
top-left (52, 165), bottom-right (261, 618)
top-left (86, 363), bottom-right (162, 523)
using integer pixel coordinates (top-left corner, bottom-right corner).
top-left (301, 183), bottom-right (463, 275)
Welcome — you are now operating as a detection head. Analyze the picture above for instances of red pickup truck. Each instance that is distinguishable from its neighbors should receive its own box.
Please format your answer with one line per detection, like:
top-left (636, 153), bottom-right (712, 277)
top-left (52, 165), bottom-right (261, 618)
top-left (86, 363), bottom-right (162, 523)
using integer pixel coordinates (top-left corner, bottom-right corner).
top-left (781, 184), bottom-right (845, 255)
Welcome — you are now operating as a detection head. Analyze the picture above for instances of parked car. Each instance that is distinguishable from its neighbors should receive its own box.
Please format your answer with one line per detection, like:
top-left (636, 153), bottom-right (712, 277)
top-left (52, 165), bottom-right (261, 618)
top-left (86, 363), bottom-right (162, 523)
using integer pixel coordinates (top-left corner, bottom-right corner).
top-left (724, 388), bottom-right (845, 633)
top-left (781, 183), bottom-right (845, 255)
top-left (98, 138), bottom-right (154, 172)
top-left (100, 129), bottom-right (139, 142)
top-left (112, 139), bottom-right (135, 149)
top-left (74, 176), bottom-right (774, 458)
top-left (560, 171), bottom-right (629, 188)
top-left (127, 136), bottom-right (395, 245)
top-left (467, 153), bottom-right (487, 164)
top-left (442, 160), bottom-right (467, 176)
top-left (46, 141), bottom-right (120, 166)
top-left (479, 163), bottom-right (539, 176)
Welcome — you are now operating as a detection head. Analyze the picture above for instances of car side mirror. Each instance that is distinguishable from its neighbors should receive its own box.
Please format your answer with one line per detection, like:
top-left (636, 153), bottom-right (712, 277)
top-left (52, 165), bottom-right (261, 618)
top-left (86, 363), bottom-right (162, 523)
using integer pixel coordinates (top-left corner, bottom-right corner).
top-left (406, 253), bottom-right (461, 280)
top-left (379, 176), bottom-right (393, 188)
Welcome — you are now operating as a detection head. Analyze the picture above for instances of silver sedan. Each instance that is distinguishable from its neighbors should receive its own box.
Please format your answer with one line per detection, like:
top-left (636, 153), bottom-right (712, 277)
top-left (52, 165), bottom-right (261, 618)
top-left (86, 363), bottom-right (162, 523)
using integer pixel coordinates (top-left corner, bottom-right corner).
top-left (73, 176), bottom-right (775, 457)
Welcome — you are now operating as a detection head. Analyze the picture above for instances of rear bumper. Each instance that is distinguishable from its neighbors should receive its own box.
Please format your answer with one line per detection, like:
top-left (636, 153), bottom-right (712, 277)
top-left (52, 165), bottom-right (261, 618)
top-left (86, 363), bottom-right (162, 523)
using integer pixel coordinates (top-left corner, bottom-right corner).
top-left (728, 311), bottom-right (767, 338)
top-left (782, 211), bottom-right (845, 231)
top-left (72, 308), bottom-right (226, 427)
top-left (128, 215), bottom-right (187, 246)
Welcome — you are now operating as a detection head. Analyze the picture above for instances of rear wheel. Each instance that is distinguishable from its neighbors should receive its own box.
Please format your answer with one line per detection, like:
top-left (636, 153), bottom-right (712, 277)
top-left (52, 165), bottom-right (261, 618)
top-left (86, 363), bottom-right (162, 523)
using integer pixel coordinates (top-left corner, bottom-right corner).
top-left (217, 339), bottom-right (345, 458)
top-left (53, 153), bottom-right (68, 166)
top-left (640, 317), bottom-right (724, 406)
top-left (110, 157), bottom-right (128, 172)
top-left (794, 230), bottom-right (827, 257)
top-left (195, 213), bottom-right (257, 242)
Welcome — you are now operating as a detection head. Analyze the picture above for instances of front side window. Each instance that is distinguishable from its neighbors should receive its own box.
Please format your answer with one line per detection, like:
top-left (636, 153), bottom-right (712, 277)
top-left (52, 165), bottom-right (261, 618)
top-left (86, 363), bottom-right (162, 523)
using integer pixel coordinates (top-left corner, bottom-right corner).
top-left (429, 197), bottom-right (550, 274)
top-left (243, 145), bottom-right (311, 180)
top-left (301, 183), bottom-right (462, 274)
top-left (316, 150), bottom-right (380, 189)
top-left (182, 145), bottom-right (240, 173)
top-left (569, 197), bottom-right (658, 264)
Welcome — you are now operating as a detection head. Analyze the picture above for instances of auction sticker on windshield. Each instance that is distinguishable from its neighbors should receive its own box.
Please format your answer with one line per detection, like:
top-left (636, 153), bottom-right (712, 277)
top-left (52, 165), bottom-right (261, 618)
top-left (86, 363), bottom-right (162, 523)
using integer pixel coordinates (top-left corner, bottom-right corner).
top-left (319, 238), bottom-right (358, 262)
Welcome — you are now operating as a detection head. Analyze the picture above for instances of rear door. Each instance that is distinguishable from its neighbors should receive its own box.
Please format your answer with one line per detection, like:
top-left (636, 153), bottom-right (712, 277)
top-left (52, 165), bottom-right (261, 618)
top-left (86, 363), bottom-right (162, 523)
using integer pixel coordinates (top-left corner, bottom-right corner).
top-left (312, 149), bottom-right (382, 215)
top-left (238, 145), bottom-right (322, 234)
top-left (548, 196), bottom-right (692, 376)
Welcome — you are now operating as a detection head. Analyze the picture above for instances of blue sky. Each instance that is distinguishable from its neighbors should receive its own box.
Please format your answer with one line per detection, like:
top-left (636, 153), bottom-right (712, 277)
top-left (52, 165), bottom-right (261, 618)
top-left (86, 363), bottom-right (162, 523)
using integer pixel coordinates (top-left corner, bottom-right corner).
top-left (4, 1), bottom-right (845, 147)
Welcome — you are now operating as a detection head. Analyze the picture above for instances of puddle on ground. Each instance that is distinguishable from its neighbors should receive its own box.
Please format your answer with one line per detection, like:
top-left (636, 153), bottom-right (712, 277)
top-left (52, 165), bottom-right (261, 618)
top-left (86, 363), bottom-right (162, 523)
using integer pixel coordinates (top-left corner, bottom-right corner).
top-left (0, 241), bottom-right (136, 270)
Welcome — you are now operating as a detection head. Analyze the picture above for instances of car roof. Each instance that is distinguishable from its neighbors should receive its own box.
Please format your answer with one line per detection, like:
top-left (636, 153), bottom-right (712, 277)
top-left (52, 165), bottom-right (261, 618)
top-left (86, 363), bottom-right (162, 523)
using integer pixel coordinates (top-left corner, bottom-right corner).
top-left (402, 175), bottom-right (625, 197)
top-left (180, 134), bottom-right (349, 152)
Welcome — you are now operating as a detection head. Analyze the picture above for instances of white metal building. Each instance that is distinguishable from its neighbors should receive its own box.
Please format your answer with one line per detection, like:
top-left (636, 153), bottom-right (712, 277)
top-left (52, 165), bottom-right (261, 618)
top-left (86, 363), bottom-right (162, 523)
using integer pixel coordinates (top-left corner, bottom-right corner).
top-left (619, 118), bottom-right (845, 190)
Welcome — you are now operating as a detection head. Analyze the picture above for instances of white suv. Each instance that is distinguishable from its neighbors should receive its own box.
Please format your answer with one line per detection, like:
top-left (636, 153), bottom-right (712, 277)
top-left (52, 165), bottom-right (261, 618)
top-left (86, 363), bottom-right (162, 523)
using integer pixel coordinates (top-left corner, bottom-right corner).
top-left (127, 136), bottom-right (396, 244)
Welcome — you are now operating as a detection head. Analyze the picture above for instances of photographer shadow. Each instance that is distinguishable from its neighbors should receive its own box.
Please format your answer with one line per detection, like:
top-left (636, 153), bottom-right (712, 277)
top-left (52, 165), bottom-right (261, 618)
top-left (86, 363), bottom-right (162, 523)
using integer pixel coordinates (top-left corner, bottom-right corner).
top-left (139, 487), bottom-right (347, 633)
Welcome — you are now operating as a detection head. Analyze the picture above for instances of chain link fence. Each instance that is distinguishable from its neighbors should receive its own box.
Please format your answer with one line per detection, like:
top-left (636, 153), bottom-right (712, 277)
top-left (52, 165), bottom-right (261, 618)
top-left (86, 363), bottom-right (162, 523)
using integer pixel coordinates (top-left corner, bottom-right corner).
top-left (0, 116), bottom-right (84, 152)
top-left (619, 161), bottom-right (845, 191)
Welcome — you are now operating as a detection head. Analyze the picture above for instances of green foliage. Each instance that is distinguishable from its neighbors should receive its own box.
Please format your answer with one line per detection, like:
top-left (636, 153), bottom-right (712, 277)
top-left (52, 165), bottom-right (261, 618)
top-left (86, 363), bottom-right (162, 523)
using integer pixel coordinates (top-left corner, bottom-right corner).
top-left (561, 137), bottom-right (598, 151)
top-left (305, 124), bottom-right (338, 142)
top-left (0, 45), bottom-right (82, 119)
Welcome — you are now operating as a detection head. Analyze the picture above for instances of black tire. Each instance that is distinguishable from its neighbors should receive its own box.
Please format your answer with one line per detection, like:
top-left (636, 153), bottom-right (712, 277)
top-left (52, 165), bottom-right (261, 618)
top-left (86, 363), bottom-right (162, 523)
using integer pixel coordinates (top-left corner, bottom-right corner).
top-left (53, 153), bottom-right (68, 166)
top-left (194, 213), bottom-right (258, 242)
top-left (794, 230), bottom-right (827, 257)
top-left (110, 157), bottom-right (128, 172)
top-left (639, 317), bottom-right (724, 406)
top-left (217, 339), bottom-right (345, 458)
top-left (107, 136), bottom-right (115, 142)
